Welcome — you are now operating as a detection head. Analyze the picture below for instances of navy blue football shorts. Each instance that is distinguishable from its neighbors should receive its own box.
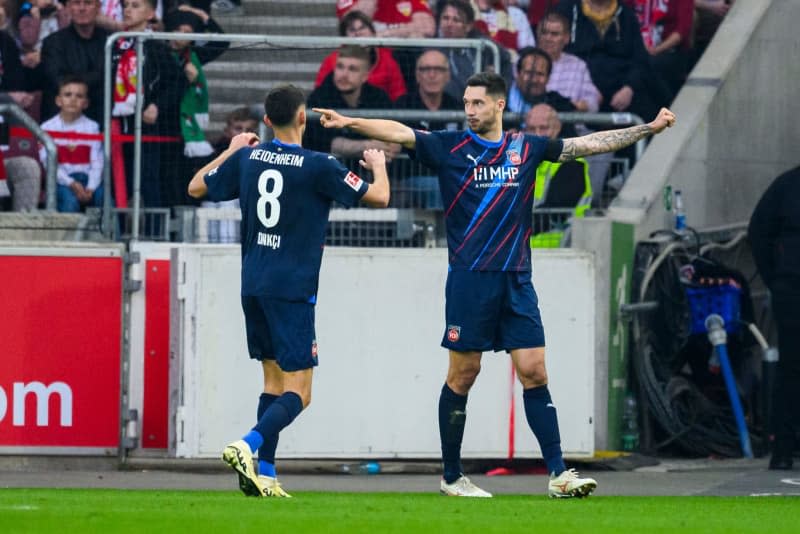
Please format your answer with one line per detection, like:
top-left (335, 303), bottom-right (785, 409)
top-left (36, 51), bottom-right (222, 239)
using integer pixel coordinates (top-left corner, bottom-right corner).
top-left (241, 295), bottom-right (318, 372)
top-left (441, 270), bottom-right (545, 352)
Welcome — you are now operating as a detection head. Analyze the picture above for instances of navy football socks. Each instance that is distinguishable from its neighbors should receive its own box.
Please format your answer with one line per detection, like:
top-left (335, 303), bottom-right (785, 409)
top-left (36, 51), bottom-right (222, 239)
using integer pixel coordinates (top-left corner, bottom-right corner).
top-left (523, 385), bottom-right (566, 476)
top-left (257, 393), bottom-right (279, 477)
top-left (244, 391), bottom-right (304, 455)
top-left (439, 383), bottom-right (468, 484)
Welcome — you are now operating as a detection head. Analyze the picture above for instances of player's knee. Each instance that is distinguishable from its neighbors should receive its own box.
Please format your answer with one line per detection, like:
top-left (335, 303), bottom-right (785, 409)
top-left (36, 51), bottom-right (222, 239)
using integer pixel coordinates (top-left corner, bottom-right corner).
top-left (450, 365), bottom-right (480, 392)
top-left (517, 366), bottom-right (548, 388)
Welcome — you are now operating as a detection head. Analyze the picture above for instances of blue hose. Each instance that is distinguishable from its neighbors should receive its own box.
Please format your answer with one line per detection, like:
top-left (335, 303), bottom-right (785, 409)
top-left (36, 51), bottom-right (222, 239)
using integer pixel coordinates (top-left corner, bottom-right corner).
top-left (705, 314), bottom-right (753, 458)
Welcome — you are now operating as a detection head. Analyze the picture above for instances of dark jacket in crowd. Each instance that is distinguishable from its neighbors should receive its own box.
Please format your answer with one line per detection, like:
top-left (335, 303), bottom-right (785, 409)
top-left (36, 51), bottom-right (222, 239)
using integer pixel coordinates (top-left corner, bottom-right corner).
top-left (41, 24), bottom-right (110, 124)
top-left (0, 30), bottom-right (27, 92)
top-left (163, 10), bottom-right (230, 65)
top-left (304, 73), bottom-right (393, 153)
top-left (393, 90), bottom-right (462, 131)
top-left (110, 38), bottom-right (189, 137)
top-left (556, 0), bottom-right (650, 103)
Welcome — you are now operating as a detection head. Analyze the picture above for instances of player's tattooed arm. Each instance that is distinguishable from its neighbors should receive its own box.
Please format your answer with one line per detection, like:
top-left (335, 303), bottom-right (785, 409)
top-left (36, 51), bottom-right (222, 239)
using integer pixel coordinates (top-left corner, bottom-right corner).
top-left (559, 124), bottom-right (652, 162)
top-left (558, 107), bottom-right (676, 162)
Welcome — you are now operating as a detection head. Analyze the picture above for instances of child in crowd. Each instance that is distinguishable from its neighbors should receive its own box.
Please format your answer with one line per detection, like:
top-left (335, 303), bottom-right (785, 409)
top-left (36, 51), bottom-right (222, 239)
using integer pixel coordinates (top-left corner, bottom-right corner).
top-left (40, 75), bottom-right (103, 212)
top-left (212, 106), bottom-right (258, 155)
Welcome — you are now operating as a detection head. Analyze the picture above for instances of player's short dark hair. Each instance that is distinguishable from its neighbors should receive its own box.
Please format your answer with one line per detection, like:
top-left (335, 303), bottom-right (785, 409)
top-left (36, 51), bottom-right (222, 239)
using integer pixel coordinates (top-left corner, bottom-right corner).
top-left (517, 47), bottom-right (552, 76)
top-left (465, 71), bottom-right (507, 100)
top-left (437, 0), bottom-right (475, 25)
top-left (339, 10), bottom-right (375, 36)
top-left (57, 74), bottom-right (89, 92)
top-left (264, 85), bottom-right (306, 127)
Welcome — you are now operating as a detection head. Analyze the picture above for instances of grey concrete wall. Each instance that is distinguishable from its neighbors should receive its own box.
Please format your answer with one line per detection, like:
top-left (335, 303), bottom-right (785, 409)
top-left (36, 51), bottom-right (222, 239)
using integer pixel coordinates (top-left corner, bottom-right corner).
top-left (573, 0), bottom-right (799, 449)
top-left (0, 213), bottom-right (105, 242)
top-left (572, 217), bottom-right (612, 450)
top-left (607, 0), bottom-right (798, 240)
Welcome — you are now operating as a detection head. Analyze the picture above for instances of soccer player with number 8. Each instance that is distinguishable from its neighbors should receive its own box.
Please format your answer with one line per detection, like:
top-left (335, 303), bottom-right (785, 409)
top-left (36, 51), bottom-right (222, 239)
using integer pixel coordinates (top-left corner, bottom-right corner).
top-left (188, 84), bottom-right (390, 498)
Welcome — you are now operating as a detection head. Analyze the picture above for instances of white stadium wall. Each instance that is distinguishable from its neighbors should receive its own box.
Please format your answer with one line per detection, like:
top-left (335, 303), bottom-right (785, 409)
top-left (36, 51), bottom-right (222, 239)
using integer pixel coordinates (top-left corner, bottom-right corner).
top-left (169, 246), bottom-right (596, 459)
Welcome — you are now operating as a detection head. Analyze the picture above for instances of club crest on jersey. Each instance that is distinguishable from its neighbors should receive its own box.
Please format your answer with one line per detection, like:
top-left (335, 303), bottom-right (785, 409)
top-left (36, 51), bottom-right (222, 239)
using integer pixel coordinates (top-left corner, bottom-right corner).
top-left (507, 150), bottom-right (521, 165)
top-left (344, 171), bottom-right (363, 191)
top-left (447, 325), bottom-right (461, 343)
top-left (397, 1), bottom-right (412, 17)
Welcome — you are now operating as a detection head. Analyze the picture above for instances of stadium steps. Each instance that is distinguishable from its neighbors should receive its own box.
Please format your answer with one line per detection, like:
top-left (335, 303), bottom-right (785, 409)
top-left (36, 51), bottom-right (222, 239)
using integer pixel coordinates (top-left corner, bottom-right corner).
top-left (232, 0), bottom-right (335, 18)
top-left (211, 15), bottom-right (337, 35)
top-left (204, 0), bottom-right (336, 135)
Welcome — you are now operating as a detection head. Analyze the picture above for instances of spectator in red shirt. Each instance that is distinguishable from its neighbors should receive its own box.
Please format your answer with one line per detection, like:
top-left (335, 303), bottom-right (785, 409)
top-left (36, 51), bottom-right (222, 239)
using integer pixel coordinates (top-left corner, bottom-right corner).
top-left (470, 0), bottom-right (535, 53)
top-left (337, 0), bottom-right (436, 95)
top-left (336, 0), bottom-right (435, 37)
top-left (315, 10), bottom-right (407, 101)
top-left (526, 0), bottom-right (561, 29)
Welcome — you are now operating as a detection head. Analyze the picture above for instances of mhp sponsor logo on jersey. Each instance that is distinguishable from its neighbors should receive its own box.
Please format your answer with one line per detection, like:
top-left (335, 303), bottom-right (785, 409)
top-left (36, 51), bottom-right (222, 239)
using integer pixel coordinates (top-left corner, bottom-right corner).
top-left (472, 165), bottom-right (520, 188)
top-left (344, 171), bottom-right (363, 191)
top-left (447, 325), bottom-right (461, 342)
top-left (0, 381), bottom-right (73, 427)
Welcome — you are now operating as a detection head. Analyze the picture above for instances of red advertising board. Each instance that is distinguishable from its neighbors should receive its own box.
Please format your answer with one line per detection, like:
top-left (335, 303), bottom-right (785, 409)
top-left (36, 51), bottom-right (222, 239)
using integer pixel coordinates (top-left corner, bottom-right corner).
top-left (142, 259), bottom-right (170, 449)
top-left (0, 254), bottom-right (122, 448)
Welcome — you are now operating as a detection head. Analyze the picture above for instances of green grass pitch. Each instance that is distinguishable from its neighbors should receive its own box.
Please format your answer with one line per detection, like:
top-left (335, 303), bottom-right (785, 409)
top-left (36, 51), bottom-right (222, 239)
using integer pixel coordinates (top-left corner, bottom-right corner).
top-left (0, 489), bottom-right (796, 533)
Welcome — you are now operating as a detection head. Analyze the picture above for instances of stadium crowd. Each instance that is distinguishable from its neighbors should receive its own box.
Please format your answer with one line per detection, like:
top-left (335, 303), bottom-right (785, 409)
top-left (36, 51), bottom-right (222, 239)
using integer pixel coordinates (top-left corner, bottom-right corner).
top-left (1, 0), bottom-right (733, 214)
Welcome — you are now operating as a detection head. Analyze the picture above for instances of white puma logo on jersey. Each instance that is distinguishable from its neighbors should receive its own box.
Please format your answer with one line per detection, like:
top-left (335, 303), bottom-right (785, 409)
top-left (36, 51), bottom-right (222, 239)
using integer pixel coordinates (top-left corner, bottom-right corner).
top-left (466, 154), bottom-right (479, 166)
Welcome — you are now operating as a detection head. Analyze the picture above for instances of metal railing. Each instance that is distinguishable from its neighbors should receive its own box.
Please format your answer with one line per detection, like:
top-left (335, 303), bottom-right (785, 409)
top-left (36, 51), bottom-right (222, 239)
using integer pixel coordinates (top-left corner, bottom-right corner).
top-left (0, 103), bottom-right (58, 210)
top-left (93, 32), bottom-right (645, 244)
top-left (101, 32), bottom-right (501, 240)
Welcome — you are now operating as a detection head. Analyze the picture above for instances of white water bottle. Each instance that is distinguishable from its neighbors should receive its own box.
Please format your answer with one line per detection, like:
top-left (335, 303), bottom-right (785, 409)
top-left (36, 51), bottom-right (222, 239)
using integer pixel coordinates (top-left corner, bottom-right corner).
top-left (673, 190), bottom-right (686, 230)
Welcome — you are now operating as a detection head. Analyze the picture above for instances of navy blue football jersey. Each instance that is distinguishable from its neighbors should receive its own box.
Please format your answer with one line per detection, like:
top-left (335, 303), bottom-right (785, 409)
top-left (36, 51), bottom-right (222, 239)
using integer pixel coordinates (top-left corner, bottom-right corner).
top-left (412, 129), bottom-right (562, 271)
top-left (204, 139), bottom-right (368, 301)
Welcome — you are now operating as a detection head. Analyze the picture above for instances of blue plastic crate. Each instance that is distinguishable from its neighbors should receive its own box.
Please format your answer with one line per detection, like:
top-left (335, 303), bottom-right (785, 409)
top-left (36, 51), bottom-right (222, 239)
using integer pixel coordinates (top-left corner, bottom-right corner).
top-left (685, 283), bottom-right (741, 334)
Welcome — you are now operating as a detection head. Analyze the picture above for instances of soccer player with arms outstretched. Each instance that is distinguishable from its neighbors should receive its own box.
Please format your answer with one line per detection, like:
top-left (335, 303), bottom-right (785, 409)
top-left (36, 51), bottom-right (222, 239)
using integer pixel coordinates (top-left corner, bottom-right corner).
top-left (188, 85), bottom-right (390, 498)
top-left (315, 72), bottom-right (675, 498)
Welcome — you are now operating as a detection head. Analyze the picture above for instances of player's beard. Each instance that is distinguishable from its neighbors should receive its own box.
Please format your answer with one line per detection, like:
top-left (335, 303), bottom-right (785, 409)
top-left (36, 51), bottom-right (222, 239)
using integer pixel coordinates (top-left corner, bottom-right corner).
top-left (470, 115), bottom-right (496, 135)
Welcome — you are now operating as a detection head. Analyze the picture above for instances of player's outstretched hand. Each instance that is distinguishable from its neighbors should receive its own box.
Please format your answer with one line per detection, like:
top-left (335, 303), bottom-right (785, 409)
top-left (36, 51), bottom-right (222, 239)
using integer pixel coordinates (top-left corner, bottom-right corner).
top-left (229, 132), bottom-right (259, 151)
top-left (360, 148), bottom-right (386, 171)
top-left (649, 108), bottom-right (676, 134)
top-left (313, 107), bottom-right (350, 129)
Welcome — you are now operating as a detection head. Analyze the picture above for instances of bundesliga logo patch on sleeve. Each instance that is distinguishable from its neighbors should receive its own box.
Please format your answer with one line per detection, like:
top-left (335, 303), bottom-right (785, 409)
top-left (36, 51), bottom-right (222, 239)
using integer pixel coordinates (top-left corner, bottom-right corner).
top-left (344, 171), bottom-right (363, 191)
